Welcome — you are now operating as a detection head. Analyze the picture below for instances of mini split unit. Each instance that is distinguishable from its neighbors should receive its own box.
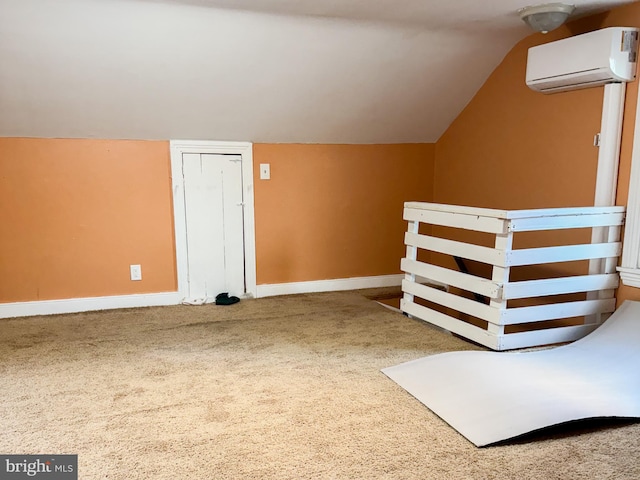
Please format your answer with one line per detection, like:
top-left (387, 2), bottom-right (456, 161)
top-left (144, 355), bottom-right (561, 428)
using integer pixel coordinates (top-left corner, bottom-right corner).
top-left (526, 27), bottom-right (639, 93)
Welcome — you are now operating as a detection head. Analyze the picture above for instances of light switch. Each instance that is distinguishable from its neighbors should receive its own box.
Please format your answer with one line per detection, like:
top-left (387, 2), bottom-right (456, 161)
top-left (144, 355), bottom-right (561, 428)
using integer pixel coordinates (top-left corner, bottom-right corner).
top-left (260, 163), bottom-right (270, 180)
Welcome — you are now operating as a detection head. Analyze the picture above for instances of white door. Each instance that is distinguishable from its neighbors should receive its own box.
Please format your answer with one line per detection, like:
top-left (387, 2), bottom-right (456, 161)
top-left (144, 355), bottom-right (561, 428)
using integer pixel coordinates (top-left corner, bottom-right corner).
top-left (181, 153), bottom-right (245, 303)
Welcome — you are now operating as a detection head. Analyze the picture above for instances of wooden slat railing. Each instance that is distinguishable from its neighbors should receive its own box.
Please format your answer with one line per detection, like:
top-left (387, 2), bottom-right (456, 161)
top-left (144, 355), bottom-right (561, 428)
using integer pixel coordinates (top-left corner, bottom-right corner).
top-left (401, 202), bottom-right (625, 350)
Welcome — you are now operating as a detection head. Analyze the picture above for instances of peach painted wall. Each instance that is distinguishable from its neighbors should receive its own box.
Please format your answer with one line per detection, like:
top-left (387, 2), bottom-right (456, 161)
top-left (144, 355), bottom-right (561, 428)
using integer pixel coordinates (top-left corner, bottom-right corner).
top-left (252, 144), bottom-right (434, 284)
top-left (2, 139), bottom-right (433, 303)
top-left (434, 4), bottom-right (640, 302)
top-left (434, 15), bottom-right (612, 210)
top-left (0, 138), bottom-right (177, 302)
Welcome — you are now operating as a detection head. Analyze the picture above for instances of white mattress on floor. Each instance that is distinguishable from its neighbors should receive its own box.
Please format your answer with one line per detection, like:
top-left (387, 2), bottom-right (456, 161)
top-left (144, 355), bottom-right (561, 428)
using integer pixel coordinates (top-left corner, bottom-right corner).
top-left (382, 300), bottom-right (640, 447)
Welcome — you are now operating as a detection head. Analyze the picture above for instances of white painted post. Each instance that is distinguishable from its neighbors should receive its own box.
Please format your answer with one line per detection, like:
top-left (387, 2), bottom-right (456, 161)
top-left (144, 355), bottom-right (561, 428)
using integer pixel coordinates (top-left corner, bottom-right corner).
top-left (596, 224), bottom-right (622, 323)
top-left (618, 77), bottom-right (640, 287)
top-left (488, 231), bottom-right (513, 340)
top-left (402, 220), bottom-right (419, 312)
top-left (593, 82), bottom-right (626, 207)
top-left (588, 83), bottom-right (626, 321)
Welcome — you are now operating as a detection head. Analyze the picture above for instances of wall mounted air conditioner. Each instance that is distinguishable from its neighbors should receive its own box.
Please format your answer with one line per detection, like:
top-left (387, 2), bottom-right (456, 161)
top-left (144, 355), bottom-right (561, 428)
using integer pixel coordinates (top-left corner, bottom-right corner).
top-left (526, 27), bottom-right (639, 94)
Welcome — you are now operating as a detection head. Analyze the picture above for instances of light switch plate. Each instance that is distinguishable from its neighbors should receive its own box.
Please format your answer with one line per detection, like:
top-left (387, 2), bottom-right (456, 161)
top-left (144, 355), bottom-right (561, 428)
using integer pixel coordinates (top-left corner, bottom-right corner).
top-left (259, 163), bottom-right (270, 180)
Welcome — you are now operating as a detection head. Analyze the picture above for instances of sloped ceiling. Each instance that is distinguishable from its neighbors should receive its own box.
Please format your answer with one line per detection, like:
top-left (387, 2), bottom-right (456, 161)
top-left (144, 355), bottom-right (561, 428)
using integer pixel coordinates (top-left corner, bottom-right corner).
top-left (0, 0), bottom-right (634, 143)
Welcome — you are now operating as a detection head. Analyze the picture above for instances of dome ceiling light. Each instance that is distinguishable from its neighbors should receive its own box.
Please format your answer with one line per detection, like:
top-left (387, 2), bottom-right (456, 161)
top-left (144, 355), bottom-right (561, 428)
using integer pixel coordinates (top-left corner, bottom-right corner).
top-left (518, 3), bottom-right (576, 34)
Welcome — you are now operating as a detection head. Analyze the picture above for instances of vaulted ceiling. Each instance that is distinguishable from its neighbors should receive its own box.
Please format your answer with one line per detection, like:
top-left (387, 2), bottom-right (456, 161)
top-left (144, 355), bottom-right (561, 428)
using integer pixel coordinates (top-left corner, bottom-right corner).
top-left (0, 0), bottom-right (634, 143)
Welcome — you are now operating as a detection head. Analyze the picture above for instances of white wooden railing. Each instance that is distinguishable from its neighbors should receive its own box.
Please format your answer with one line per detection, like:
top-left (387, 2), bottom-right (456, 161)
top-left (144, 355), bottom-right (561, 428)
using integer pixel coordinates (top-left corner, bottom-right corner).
top-left (401, 202), bottom-right (625, 351)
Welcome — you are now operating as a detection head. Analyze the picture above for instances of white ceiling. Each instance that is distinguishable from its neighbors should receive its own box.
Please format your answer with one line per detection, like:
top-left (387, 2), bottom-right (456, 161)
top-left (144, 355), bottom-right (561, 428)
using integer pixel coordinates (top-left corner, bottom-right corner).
top-left (0, 0), bottom-right (634, 143)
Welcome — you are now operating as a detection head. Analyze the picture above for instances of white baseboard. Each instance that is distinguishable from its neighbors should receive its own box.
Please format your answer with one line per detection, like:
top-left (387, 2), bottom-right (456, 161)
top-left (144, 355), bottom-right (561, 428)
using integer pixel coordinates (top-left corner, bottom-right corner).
top-left (256, 274), bottom-right (404, 298)
top-left (0, 292), bottom-right (183, 319)
top-left (0, 274), bottom-right (442, 318)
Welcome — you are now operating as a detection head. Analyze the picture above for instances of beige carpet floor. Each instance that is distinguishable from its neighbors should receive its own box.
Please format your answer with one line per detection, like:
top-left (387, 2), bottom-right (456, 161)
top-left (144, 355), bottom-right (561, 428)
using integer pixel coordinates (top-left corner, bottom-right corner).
top-left (1, 290), bottom-right (639, 479)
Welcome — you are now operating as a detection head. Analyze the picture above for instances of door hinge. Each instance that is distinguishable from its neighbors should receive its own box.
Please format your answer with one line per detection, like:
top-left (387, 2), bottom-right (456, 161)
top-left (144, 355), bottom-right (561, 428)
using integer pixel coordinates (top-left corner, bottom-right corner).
top-left (594, 133), bottom-right (601, 147)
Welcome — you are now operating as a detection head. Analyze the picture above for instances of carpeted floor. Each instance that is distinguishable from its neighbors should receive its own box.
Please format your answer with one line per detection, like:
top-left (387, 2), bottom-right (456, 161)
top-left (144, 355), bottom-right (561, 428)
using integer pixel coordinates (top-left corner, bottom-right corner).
top-left (1, 290), bottom-right (638, 479)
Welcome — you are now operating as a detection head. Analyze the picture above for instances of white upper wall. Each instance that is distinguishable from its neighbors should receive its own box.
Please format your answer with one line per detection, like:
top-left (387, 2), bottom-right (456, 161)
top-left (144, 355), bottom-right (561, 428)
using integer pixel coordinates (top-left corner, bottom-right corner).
top-left (0, 0), bottom-right (632, 143)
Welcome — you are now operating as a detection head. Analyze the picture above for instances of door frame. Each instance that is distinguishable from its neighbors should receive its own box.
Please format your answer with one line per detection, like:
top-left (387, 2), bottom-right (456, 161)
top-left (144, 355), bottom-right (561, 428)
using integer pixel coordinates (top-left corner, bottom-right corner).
top-left (169, 140), bottom-right (257, 300)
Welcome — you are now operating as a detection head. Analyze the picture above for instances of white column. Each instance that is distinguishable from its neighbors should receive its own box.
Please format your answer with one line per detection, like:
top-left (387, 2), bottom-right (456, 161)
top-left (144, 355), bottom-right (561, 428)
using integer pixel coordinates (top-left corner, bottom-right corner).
top-left (618, 80), bottom-right (640, 286)
top-left (593, 82), bottom-right (626, 208)
top-left (588, 83), bottom-right (626, 321)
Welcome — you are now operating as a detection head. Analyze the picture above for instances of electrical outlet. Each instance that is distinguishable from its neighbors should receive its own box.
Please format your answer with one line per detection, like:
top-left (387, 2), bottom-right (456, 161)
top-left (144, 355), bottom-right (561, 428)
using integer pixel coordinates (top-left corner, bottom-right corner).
top-left (130, 264), bottom-right (142, 281)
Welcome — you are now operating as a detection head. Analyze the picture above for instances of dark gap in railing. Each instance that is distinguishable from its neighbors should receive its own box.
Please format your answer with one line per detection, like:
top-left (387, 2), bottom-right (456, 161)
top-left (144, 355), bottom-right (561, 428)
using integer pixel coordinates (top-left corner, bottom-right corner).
top-left (453, 256), bottom-right (489, 304)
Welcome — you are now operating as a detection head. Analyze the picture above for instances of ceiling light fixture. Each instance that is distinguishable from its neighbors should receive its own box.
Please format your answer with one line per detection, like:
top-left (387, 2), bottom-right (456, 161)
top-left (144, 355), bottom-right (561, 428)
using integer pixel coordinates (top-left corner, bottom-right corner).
top-left (518, 3), bottom-right (576, 34)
